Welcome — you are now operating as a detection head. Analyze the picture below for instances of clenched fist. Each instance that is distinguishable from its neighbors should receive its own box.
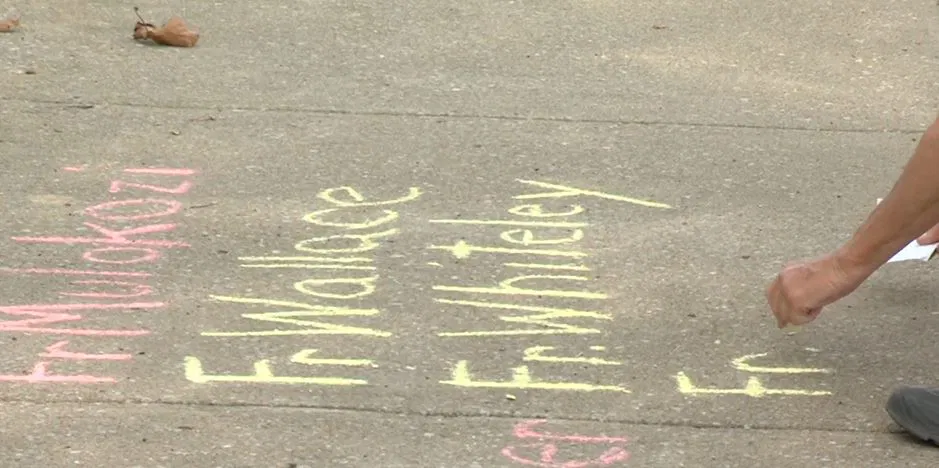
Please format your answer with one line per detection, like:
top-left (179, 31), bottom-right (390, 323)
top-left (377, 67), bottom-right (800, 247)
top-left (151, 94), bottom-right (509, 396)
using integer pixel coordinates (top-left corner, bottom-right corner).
top-left (766, 254), bottom-right (869, 328)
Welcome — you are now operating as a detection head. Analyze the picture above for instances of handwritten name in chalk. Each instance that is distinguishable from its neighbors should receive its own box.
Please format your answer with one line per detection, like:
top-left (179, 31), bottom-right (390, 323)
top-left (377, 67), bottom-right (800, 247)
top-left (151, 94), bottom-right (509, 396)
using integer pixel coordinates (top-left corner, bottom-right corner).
top-left (429, 179), bottom-right (658, 338)
top-left (502, 420), bottom-right (630, 467)
top-left (203, 185), bottom-right (420, 337)
top-left (0, 167), bottom-right (196, 384)
top-left (60, 280), bottom-right (154, 299)
top-left (0, 339), bottom-right (134, 384)
top-left (423, 180), bottom-right (681, 397)
top-left (675, 352), bottom-right (833, 398)
top-left (0, 268), bottom-right (153, 278)
top-left (513, 179), bottom-right (672, 209)
top-left (435, 299), bottom-right (611, 337)
top-left (428, 240), bottom-right (588, 260)
top-left (440, 343), bottom-right (630, 393)
top-left (123, 168), bottom-right (197, 176)
top-left (189, 185), bottom-right (422, 386)
top-left (0, 335), bottom-right (140, 384)
top-left (0, 362), bottom-right (116, 384)
top-left (13, 221), bottom-right (190, 249)
top-left (0, 302), bottom-right (159, 336)
top-left (40, 340), bottom-right (132, 361)
top-left (182, 179), bottom-right (671, 394)
top-left (523, 346), bottom-right (620, 366)
top-left (436, 347), bottom-right (835, 398)
top-left (731, 352), bottom-right (832, 374)
top-left (202, 295), bottom-right (392, 337)
top-left (184, 349), bottom-right (371, 386)
top-left (441, 360), bottom-right (631, 393)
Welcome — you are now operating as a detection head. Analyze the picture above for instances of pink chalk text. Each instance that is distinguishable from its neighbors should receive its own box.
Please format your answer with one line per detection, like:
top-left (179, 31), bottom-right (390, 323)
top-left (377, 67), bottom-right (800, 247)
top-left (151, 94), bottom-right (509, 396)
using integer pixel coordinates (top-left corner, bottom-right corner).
top-left (1, 167), bottom-right (196, 383)
top-left (0, 362), bottom-right (116, 384)
top-left (60, 280), bottom-right (155, 299)
top-left (40, 340), bottom-right (132, 361)
top-left (0, 268), bottom-right (153, 278)
top-left (502, 420), bottom-right (630, 467)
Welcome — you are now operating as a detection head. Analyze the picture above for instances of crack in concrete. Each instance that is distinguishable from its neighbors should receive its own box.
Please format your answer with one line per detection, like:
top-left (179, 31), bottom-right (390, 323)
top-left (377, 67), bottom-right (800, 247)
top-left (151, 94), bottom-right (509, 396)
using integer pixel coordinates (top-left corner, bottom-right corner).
top-left (0, 96), bottom-right (927, 135)
top-left (0, 395), bottom-right (899, 435)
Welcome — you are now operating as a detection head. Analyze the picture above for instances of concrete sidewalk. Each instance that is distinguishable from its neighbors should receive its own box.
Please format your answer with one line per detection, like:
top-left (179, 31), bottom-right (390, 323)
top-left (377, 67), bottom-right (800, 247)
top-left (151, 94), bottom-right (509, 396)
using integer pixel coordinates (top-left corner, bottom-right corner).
top-left (2, 1), bottom-right (939, 466)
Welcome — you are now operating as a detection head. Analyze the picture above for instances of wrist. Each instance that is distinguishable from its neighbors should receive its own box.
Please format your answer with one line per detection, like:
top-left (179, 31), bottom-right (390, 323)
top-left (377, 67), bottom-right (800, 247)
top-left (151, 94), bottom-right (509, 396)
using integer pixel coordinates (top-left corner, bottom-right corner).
top-left (832, 245), bottom-right (881, 281)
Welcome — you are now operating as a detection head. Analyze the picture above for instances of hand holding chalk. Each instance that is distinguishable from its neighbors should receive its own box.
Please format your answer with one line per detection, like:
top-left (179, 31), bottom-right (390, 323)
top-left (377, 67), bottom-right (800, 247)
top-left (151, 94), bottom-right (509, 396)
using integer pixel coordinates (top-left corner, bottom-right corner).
top-left (765, 254), bottom-right (865, 329)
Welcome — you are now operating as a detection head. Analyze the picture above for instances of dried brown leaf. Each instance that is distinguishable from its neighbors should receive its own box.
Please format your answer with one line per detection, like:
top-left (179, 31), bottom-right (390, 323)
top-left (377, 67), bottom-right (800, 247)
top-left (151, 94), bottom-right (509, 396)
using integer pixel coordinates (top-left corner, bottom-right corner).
top-left (0, 13), bottom-right (21, 32)
top-left (132, 8), bottom-right (199, 47)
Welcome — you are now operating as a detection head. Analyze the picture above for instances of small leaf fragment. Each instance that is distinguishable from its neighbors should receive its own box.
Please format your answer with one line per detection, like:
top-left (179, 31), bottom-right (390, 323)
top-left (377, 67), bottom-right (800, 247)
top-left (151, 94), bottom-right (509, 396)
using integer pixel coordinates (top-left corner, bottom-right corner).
top-left (132, 7), bottom-right (199, 47)
top-left (0, 13), bottom-right (21, 32)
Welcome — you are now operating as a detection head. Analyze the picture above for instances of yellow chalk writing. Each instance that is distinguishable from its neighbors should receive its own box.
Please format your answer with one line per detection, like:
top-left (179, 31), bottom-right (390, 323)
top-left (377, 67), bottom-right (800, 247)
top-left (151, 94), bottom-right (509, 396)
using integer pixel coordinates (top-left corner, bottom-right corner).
top-left (290, 349), bottom-right (376, 367)
top-left (500, 229), bottom-right (584, 246)
top-left (240, 256), bottom-right (376, 270)
top-left (441, 360), bottom-right (630, 393)
top-left (428, 240), bottom-right (587, 259)
top-left (523, 346), bottom-right (620, 366)
top-left (504, 262), bottom-right (590, 271)
top-left (508, 204), bottom-right (585, 218)
top-left (435, 299), bottom-right (608, 336)
top-left (294, 229), bottom-right (399, 255)
top-left (429, 219), bottom-right (586, 228)
top-left (522, 346), bottom-right (621, 366)
top-left (515, 179), bottom-right (673, 209)
top-left (675, 372), bottom-right (830, 397)
top-left (238, 256), bottom-right (373, 263)
top-left (302, 208), bottom-right (398, 230)
top-left (184, 356), bottom-right (367, 386)
top-left (241, 264), bottom-right (376, 270)
top-left (433, 274), bottom-right (607, 300)
top-left (295, 276), bottom-right (378, 299)
top-left (201, 295), bottom-right (391, 337)
top-left (731, 353), bottom-right (832, 374)
top-left (318, 186), bottom-right (422, 208)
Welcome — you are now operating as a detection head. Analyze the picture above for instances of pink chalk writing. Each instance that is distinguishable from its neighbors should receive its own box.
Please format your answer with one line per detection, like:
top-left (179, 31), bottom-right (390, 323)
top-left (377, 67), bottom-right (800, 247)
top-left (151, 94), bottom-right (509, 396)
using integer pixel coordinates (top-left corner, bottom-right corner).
top-left (502, 445), bottom-right (629, 468)
top-left (0, 268), bottom-right (152, 278)
top-left (502, 420), bottom-right (630, 467)
top-left (11, 234), bottom-right (189, 248)
top-left (13, 222), bottom-right (190, 248)
top-left (83, 247), bottom-right (162, 264)
top-left (0, 362), bottom-right (115, 384)
top-left (1, 167), bottom-right (196, 384)
top-left (514, 420), bottom-right (629, 444)
top-left (124, 168), bottom-right (196, 176)
top-left (84, 199), bottom-right (183, 222)
top-left (40, 340), bottom-right (131, 361)
top-left (0, 302), bottom-right (161, 336)
top-left (60, 280), bottom-right (154, 299)
top-left (109, 179), bottom-right (193, 195)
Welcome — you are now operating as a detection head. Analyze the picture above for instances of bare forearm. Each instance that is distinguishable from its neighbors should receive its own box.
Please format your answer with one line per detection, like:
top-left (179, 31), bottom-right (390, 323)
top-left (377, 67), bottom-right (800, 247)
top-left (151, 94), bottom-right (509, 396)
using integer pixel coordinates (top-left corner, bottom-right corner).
top-left (837, 120), bottom-right (939, 275)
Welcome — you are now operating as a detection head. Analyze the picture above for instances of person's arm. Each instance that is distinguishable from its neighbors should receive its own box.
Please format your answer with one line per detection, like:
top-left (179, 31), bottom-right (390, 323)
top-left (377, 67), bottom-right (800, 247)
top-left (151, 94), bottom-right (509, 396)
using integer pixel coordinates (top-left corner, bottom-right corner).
top-left (837, 118), bottom-right (939, 276)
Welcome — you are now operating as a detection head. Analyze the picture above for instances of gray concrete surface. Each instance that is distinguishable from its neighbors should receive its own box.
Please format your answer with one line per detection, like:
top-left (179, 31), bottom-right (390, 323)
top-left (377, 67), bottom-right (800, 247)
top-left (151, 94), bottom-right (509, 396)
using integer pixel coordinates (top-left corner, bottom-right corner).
top-left (2, 0), bottom-right (939, 466)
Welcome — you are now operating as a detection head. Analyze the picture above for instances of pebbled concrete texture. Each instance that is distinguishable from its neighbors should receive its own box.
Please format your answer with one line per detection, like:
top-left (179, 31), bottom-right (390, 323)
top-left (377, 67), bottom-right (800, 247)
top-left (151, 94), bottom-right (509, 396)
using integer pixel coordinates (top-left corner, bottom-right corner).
top-left (0, 402), bottom-right (935, 467)
top-left (2, 0), bottom-right (939, 467)
top-left (3, 0), bottom-right (939, 130)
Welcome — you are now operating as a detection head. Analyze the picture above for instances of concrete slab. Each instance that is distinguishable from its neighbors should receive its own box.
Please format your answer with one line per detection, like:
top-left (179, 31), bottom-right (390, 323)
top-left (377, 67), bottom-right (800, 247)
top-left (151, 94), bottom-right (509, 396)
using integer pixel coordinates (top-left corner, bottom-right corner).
top-left (0, 402), bottom-right (935, 467)
top-left (0, 101), bottom-right (935, 424)
top-left (2, 0), bottom-right (937, 130)
top-left (4, 0), bottom-right (939, 466)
